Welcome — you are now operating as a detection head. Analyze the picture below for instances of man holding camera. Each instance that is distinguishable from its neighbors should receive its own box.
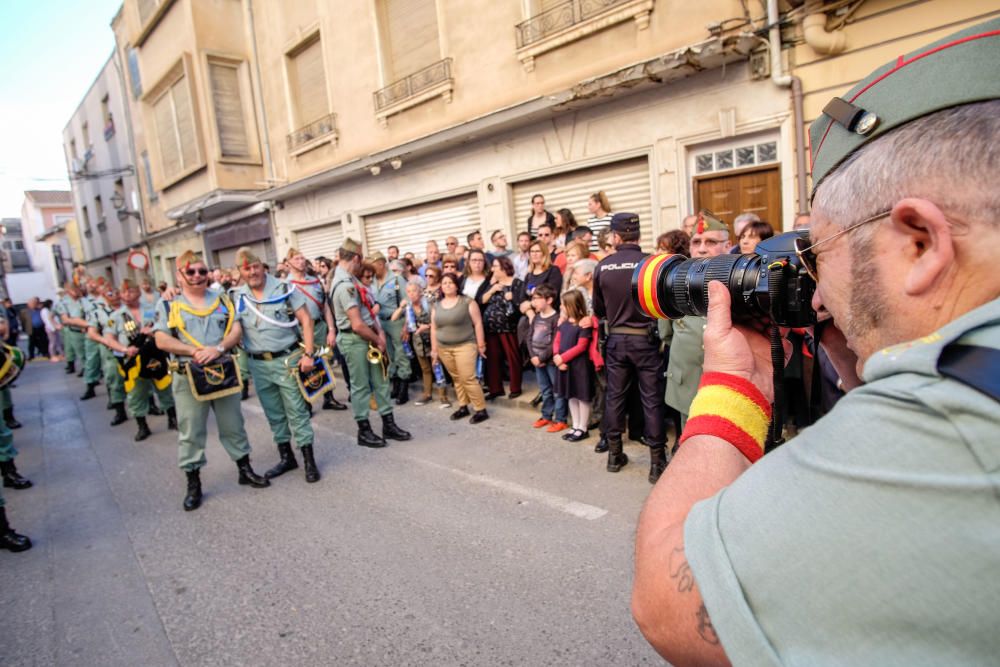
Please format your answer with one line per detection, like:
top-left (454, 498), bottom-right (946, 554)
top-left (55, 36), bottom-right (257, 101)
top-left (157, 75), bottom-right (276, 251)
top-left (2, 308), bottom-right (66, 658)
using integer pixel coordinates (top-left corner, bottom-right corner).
top-left (632, 20), bottom-right (1000, 666)
top-left (593, 212), bottom-right (667, 484)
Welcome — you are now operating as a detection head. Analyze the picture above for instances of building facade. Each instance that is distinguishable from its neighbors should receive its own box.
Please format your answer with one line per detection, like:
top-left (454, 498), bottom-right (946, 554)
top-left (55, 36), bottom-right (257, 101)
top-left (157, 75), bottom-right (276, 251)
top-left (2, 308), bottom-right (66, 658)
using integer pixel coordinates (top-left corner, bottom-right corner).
top-left (111, 0), bottom-right (276, 281)
top-left (99, 0), bottom-right (998, 270)
top-left (21, 190), bottom-right (79, 295)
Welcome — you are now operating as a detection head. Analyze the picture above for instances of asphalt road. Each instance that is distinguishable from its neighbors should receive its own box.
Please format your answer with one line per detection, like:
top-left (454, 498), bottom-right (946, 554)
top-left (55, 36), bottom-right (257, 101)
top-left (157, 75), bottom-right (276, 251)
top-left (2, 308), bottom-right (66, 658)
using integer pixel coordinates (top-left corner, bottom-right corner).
top-left (1, 360), bottom-right (664, 666)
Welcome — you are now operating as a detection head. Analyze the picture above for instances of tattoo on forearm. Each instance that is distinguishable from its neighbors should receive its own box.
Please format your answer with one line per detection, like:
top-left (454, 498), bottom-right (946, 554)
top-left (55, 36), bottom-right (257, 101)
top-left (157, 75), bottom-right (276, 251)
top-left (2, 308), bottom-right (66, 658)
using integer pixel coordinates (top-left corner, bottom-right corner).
top-left (697, 603), bottom-right (720, 645)
top-left (668, 547), bottom-right (694, 593)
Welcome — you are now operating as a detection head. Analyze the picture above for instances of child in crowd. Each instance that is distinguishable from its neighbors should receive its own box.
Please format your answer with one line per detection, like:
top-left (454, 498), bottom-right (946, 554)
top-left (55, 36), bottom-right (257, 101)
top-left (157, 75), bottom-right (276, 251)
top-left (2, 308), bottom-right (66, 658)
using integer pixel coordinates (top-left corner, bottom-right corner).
top-left (528, 284), bottom-right (567, 432)
top-left (553, 289), bottom-right (594, 442)
top-left (404, 282), bottom-right (447, 407)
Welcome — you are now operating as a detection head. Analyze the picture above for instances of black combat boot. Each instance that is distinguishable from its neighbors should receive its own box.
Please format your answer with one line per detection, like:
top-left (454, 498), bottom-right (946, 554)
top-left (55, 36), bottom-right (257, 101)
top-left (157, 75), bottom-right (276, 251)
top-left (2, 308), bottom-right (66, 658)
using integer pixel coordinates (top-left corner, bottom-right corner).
top-left (356, 419), bottom-right (387, 448)
top-left (76, 369), bottom-right (84, 377)
top-left (390, 377), bottom-right (400, 400)
top-left (240, 382), bottom-right (250, 401)
top-left (147, 398), bottom-right (163, 416)
top-left (648, 446), bottom-right (668, 484)
top-left (166, 407), bottom-right (178, 430)
top-left (264, 442), bottom-right (298, 479)
top-left (4, 407), bottom-right (21, 429)
top-left (183, 469), bottom-right (202, 511)
top-left (134, 417), bottom-right (152, 442)
top-left (395, 379), bottom-right (409, 406)
top-left (322, 391), bottom-right (347, 410)
top-left (381, 413), bottom-right (412, 441)
top-left (594, 435), bottom-right (609, 453)
top-left (0, 507), bottom-right (31, 552)
top-left (80, 383), bottom-right (97, 400)
top-left (606, 436), bottom-right (629, 473)
top-left (110, 403), bottom-right (128, 427)
top-left (65, 360), bottom-right (76, 374)
top-left (1, 460), bottom-right (32, 489)
top-left (301, 445), bottom-right (320, 483)
top-left (236, 455), bottom-right (270, 487)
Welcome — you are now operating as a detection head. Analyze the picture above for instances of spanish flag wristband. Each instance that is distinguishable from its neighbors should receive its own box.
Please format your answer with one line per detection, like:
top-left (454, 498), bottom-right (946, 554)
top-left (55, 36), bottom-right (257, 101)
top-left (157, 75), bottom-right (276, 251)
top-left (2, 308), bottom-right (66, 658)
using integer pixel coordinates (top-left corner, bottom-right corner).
top-left (679, 372), bottom-right (772, 463)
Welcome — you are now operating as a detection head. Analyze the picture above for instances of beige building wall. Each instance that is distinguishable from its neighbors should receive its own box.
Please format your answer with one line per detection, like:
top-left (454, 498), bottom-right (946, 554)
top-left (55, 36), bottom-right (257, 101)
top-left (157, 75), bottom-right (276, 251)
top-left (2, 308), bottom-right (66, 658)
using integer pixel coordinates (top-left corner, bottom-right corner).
top-left (789, 0), bottom-right (1000, 169)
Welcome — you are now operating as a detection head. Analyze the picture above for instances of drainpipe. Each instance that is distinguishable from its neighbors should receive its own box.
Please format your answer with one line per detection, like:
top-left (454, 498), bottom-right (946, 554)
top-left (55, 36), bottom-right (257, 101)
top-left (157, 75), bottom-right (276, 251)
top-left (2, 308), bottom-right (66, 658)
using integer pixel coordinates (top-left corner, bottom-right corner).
top-left (246, 0), bottom-right (275, 184)
top-left (767, 0), bottom-right (810, 217)
top-left (803, 13), bottom-right (848, 55)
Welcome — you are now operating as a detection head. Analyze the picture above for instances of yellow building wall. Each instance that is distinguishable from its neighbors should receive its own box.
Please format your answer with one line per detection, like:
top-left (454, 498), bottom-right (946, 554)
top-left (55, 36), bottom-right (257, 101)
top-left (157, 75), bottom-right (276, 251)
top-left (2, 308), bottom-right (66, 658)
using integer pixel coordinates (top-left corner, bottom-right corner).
top-left (251, 0), bottom-right (750, 186)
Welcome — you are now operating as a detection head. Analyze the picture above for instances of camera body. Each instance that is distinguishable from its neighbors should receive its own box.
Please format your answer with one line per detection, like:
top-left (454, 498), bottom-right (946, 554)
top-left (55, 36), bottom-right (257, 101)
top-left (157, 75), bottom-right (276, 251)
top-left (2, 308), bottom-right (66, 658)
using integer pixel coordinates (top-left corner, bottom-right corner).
top-left (632, 230), bottom-right (816, 328)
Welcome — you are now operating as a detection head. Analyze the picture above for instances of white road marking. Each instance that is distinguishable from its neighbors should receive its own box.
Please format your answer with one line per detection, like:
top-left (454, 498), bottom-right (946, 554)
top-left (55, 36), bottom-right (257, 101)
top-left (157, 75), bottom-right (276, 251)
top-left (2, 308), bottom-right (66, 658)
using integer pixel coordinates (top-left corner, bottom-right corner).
top-left (414, 459), bottom-right (609, 521)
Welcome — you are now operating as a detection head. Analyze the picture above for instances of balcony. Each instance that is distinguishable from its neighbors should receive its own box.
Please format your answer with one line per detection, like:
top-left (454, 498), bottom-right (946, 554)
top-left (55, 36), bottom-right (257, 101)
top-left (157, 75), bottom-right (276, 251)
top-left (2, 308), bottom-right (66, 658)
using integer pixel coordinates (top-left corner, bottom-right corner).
top-left (373, 58), bottom-right (453, 128)
top-left (104, 118), bottom-right (115, 141)
top-left (287, 113), bottom-right (338, 156)
top-left (514, 0), bottom-right (654, 72)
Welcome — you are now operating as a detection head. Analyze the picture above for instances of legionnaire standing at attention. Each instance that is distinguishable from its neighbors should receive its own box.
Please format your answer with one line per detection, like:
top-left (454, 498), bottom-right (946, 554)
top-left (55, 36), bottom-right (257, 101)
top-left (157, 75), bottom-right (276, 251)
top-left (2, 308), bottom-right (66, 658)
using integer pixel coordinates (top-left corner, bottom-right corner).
top-left (285, 248), bottom-right (346, 411)
top-left (103, 279), bottom-right (177, 442)
top-left (233, 248), bottom-right (321, 483)
top-left (0, 311), bottom-right (31, 492)
top-left (54, 282), bottom-right (85, 375)
top-left (330, 239), bottom-right (411, 448)
top-left (79, 277), bottom-right (106, 400)
top-left (87, 285), bottom-right (130, 428)
top-left (369, 251), bottom-right (413, 405)
top-left (593, 212), bottom-right (668, 483)
top-left (153, 251), bottom-right (269, 512)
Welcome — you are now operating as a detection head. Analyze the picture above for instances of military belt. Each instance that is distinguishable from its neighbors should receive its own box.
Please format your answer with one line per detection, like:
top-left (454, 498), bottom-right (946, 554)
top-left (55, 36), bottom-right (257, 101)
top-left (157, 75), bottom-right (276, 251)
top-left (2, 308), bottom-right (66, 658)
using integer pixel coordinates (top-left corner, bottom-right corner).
top-left (248, 343), bottom-right (299, 361)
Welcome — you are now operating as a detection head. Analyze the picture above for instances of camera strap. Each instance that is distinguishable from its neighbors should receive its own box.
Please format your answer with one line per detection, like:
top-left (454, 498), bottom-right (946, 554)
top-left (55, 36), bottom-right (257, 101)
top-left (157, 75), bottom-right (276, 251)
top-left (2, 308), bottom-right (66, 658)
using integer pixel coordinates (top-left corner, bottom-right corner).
top-left (937, 344), bottom-right (1000, 404)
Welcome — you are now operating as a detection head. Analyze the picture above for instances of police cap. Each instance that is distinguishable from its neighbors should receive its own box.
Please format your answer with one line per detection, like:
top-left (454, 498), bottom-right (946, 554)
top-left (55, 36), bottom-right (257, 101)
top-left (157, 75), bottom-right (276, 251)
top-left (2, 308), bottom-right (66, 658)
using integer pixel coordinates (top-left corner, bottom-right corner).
top-left (610, 212), bottom-right (640, 234)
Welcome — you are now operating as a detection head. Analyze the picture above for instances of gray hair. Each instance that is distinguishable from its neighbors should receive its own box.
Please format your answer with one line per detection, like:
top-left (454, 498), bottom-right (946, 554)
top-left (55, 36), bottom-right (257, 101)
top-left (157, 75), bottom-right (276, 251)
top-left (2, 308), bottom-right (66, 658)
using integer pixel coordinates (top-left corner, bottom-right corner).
top-left (813, 100), bottom-right (1000, 244)
top-left (733, 212), bottom-right (761, 226)
top-left (573, 258), bottom-right (598, 276)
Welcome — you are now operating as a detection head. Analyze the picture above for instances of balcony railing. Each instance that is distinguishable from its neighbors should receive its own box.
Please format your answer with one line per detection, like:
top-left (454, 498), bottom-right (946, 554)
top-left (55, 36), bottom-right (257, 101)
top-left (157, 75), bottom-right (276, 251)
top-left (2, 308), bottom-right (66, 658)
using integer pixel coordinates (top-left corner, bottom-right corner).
top-left (374, 58), bottom-right (453, 112)
top-left (287, 113), bottom-right (337, 152)
top-left (516, 0), bottom-right (636, 47)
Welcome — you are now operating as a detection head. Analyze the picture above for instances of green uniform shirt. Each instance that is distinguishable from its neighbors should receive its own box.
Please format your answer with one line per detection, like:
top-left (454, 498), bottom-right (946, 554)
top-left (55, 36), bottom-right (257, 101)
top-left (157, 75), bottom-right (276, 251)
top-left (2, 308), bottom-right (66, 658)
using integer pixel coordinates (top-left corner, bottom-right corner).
top-left (90, 299), bottom-right (116, 335)
top-left (331, 266), bottom-right (372, 332)
top-left (665, 315), bottom-right (706, 415)
top-left (233, 274), bottom-right (305, 354)
top-left (82, 295), bottom-right (100, 327)
top-left (285, 276), bottom-right (326, 322)
top-left (685, 298), bottom-right (1000, 666)
top-left (152, 289), bottom-right (233, 357)
top-left (373, 271), bottom-right (408, 319)
top-left (64, 296), bottom-right (85, 322)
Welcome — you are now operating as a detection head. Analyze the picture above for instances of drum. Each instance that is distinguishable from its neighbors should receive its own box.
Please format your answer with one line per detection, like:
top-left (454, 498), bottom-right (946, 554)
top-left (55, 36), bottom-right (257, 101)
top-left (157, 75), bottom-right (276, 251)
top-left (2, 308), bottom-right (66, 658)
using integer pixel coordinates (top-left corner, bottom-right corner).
top-left (0, 344), bottom-right (25, 389)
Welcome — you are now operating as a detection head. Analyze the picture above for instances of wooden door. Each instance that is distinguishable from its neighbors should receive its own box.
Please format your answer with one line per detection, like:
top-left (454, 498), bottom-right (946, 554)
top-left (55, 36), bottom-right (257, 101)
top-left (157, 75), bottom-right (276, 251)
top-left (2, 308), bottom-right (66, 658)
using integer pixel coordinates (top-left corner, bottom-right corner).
top-left (695, 167), bottom-right (781, 238)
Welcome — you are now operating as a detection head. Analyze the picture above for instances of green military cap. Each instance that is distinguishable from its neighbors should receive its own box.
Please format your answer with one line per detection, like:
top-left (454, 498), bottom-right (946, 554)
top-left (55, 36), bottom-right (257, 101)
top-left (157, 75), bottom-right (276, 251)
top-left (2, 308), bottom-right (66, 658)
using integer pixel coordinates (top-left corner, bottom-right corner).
top-left (810, 17), bottom-right (1000, 196)
top-left (340, 237), bottom-right (362, 256)
top-left (693, 210), bottom-right (728, 235)
top-left (366, 250), bottom-right (387, 264)
top-left (235, 247), bottom-right (262, 269)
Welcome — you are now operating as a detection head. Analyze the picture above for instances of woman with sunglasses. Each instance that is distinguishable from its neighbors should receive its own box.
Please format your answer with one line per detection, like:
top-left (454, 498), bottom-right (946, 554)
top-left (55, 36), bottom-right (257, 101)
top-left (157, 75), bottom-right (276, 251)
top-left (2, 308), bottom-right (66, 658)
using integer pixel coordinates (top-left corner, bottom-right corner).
top-left (431, 273), bottom-right (488, 424)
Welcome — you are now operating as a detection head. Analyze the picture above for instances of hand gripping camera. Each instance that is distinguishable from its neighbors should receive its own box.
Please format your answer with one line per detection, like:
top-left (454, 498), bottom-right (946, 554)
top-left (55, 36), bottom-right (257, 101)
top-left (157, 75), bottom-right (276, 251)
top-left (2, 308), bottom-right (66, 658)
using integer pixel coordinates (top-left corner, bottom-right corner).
top-left (631, 230), bottom-right (817, 327)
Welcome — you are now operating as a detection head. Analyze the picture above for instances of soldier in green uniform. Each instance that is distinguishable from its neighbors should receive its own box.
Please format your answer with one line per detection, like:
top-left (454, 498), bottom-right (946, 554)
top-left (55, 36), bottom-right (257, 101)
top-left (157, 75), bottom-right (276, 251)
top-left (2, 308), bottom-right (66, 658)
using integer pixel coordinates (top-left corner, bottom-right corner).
top-left (102, 279), bottom-right (177, 442)
top-left (224, 268), bottom-right (253, 402)
top-left (0, 312), bottom-right (30, 491)
top-left (79, 277), bottom-right (106, 399)
top-left (233, 247), bottom-right (321, 483)
top-left (87, 285), bottom-right (130, 427)
top-left (370, 251), bottom-right (412, 405)
top-left (285, 248), bottom-right (346, 411)
top-left (664, 212), bottom-right (731, 430)
top-left (153, 251), bottom-right (269, 512)
top-left (57, 281), bottom-right (89, 378)
top-left (330, 239), bottom-right (411, 448)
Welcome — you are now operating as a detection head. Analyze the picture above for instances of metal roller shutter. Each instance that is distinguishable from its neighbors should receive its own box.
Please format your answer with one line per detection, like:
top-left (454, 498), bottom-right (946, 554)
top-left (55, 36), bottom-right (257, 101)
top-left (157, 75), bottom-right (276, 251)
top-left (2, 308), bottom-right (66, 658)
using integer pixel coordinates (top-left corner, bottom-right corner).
top-left (363, 194), bottom-right (481, 259)
top-left (295, 222), bottom-right (344, 261)
top-left (512, 157), bottom-right (654, 251)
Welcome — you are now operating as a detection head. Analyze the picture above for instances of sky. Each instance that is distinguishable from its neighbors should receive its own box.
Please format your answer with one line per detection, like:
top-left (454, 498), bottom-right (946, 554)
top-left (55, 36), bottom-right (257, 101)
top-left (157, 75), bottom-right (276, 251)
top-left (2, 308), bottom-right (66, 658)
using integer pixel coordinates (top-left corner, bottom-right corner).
top-left (0, 0), bottom-right (125, 218)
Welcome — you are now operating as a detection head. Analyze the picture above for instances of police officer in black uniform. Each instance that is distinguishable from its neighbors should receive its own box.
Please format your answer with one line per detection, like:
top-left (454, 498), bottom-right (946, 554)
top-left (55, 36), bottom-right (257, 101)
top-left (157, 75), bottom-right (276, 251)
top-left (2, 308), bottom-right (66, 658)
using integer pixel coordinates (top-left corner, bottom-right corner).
top-left (593, 212), bottom-right (667, 483)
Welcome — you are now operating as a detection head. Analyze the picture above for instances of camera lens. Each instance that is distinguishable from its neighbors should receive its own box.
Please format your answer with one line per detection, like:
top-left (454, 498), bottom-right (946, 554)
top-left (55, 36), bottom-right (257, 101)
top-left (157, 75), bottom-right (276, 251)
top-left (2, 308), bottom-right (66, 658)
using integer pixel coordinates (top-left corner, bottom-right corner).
top-left (633, 253), bottom-right (766, 320)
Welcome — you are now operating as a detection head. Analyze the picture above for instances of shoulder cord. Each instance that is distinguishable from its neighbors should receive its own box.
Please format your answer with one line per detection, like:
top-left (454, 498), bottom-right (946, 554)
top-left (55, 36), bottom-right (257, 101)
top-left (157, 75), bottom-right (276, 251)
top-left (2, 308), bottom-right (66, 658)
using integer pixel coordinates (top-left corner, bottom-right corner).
top-left (236, 285), bottom-right (299, 329)
top-left (168, 296), bottom-right (236, 347)
top-left (290, 279), bottom-right (324, 310)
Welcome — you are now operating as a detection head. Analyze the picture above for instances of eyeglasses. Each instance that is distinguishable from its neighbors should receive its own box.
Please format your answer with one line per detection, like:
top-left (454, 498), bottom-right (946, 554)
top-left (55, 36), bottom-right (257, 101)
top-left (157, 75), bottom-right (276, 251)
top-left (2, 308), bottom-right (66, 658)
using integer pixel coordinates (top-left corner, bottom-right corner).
top-left (185, 268), bottom-right (209, 277)
top-left (794, 209), bottom-right (890, 281)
